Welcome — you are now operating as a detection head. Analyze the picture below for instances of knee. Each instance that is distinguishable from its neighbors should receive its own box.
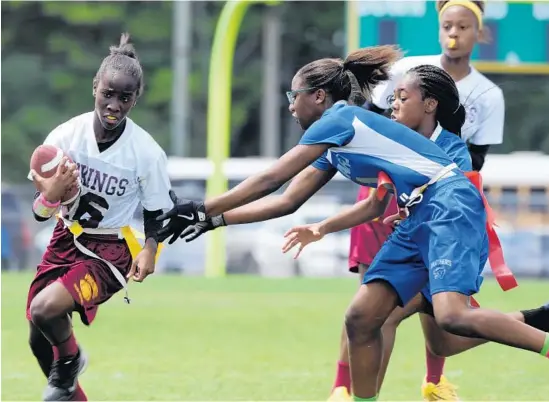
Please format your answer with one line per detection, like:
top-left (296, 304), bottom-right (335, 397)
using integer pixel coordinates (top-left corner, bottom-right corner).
top-left (29, 297), bottom-right (49, 326)
top-left (29, 282), bottom-right (74, 326)
top-left (29, 293), bottom-right (60, 325)
top-left (434, 309), bottom-right (471, 336)
top-left (344, 303), bottom-right (385, 343)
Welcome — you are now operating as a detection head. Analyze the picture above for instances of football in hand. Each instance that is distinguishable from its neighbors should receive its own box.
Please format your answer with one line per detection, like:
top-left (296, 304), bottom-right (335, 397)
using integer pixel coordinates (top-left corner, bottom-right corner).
top-left (30, 144), bottom-right (80, 203)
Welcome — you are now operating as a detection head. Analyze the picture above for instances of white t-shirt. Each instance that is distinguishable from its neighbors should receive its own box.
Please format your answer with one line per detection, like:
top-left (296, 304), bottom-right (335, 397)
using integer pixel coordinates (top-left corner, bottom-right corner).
top-left (30, 112), bottom-right (173, 229)
top-left (371, 54), bottom-right (505, 146)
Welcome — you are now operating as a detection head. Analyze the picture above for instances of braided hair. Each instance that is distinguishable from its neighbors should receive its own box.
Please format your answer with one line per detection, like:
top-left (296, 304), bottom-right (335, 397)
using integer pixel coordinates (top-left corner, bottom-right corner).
top-left (296, 45), bottom-right (402, 106)
top-left (407, 64), bottom-right (466, 136)
top-left (93, 33), bottom-right (144, 98)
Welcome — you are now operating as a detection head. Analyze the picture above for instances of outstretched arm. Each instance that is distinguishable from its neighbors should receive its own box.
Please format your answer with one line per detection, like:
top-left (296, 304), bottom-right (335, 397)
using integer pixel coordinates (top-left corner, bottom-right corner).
top-left (319, 189), bottom-right (391, 235)
top-left (156, 114), bottom-right (354, 245)
top-left (173, 165), bottom-right (337, 243)
top-left (223, 165), bottom-right (336, 225)
top-left (204, 144), bottom-right (330, 217)
top-left (282, 189), bottom-right (391, 258)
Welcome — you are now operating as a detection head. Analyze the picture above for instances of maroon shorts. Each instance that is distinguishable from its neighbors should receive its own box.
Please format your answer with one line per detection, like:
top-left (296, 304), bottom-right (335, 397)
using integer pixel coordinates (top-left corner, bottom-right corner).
top-left (26, 221), bottom-right (132, 325)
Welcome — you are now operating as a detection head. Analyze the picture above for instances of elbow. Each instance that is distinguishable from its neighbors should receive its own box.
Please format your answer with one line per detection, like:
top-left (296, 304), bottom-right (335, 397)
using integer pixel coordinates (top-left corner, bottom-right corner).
top-left (279, 197), bottom-right (300, 216)
top-left (261, 173), bottom-right (285, 196)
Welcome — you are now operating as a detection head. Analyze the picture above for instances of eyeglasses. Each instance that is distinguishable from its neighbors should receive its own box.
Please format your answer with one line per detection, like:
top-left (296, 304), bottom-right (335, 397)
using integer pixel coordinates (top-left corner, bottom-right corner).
top-left (286, 87), bottom-right (316, 104)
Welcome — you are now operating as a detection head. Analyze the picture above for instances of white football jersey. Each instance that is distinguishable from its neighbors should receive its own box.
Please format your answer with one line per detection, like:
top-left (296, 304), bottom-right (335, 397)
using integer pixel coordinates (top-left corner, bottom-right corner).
top-left (371, 54), bottom-right (505, 146)
top-left (31, 112), bottom-right (173, 229)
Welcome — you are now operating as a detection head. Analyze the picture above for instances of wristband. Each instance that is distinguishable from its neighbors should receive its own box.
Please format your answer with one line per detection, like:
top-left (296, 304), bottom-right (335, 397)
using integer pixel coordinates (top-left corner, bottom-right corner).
top-left (211, 214), bottom-right (226, 228)
top-left (33, 194), bottom-right (60, 219)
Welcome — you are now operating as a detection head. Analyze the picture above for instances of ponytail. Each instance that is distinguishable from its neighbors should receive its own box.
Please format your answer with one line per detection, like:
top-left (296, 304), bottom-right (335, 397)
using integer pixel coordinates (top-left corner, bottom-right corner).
top-left (297, 45), bottom-right (402, 105)
top-left (343, 45), bottom-right (402, 104)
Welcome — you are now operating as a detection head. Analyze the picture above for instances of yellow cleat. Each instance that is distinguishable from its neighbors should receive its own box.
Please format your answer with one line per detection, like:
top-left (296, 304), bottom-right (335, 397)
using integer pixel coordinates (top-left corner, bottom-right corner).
top-left (328, 386), bottom-right (352, 401)
top-left (421, 375), bottom-right (460, 401)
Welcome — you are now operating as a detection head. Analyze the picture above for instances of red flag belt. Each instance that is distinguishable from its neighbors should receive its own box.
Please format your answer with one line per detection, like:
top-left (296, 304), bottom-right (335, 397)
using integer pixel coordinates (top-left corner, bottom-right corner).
top-left (375, 170), bottom-right (518, 296)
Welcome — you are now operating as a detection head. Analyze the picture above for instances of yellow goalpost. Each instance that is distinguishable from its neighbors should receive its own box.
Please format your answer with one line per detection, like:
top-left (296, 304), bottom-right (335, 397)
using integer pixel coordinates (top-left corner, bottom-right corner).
top-left (204, 0), bottom-right (279, 278)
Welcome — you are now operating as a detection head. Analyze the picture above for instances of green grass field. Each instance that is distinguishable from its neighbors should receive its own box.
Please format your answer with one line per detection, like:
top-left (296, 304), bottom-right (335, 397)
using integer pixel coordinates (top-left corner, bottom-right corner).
top-left (2, 272), bottom-right (548, 401)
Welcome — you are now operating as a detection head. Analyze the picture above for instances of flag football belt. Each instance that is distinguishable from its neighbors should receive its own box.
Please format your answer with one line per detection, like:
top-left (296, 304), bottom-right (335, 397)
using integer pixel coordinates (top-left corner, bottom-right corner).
top-left (57, 214), bottom-right (164, 304)
top-left (376, 163), bottom-right (457, 213)
top-left (374, 165), bottom-right (518, 307)
top-left (463, 170), bottom-right (519, 303)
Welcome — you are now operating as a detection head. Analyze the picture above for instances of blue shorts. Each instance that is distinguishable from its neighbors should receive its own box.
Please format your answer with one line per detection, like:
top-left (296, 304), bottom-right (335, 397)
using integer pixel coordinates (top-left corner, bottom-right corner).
top-left (363, 176), bottom-right (488, 307)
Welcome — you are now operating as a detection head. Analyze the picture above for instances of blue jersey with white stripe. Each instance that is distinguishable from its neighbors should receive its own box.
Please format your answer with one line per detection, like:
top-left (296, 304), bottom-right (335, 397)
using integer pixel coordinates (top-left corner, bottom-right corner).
top-left (299, 102), bottom-right (464, 205)
top-left (433, 128), bottom-right (472, 172)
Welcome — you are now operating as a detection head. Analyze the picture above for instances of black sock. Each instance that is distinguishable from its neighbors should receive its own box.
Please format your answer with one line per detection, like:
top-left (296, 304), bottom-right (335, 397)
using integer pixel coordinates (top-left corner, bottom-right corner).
top-left (521, 303), bottom-right (549, 332)
top-left (30, 333), bottom-right (53, 378)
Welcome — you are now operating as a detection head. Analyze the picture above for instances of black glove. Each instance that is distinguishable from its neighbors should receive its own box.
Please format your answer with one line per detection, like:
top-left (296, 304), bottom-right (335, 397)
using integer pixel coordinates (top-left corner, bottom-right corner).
top-left (180, 214), bottom-right (226, 243)
top-left (156, 190), bottom-right (207, 245)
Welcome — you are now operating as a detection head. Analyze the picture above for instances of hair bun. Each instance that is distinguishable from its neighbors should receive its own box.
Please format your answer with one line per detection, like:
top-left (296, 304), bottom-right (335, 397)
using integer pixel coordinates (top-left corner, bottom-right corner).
top-left (109, 32), bottom-right (138, 60)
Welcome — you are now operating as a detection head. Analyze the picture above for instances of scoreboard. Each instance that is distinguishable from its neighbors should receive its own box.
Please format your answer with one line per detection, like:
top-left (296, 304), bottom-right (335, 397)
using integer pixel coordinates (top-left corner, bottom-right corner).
top-left (346, 0), bottom-right (549, 74)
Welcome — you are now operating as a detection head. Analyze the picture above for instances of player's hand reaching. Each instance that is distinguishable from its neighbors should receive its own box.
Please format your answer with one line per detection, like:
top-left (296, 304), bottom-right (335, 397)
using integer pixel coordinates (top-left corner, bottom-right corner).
top-left (156, 190), bottom-right (207, 244)
top-left (180, 214), bottom-right (226, 242)
top-left (282, 223), bottom-right (325, 259)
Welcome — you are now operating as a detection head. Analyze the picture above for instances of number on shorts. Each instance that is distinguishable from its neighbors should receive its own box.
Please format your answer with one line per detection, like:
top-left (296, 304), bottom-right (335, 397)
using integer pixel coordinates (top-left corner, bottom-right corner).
top-left (70, 192), bottom-right (109, 228)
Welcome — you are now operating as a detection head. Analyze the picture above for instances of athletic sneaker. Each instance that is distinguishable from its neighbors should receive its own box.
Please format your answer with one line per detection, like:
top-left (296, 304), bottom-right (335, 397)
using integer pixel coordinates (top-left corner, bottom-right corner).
top-left (328, 386), bottom-right (352, 401)
top-left (43, 347), bottom-right (88, 401)
top-left (421, 375), bottom-right (460, 401)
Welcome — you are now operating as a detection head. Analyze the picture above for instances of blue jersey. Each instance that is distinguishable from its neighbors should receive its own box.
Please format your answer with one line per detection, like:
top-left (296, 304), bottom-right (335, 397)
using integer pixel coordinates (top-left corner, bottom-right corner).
top-left (432, 127), bottom-right (472, 172)
top-left (300, 102), bottom-right (463, 205)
